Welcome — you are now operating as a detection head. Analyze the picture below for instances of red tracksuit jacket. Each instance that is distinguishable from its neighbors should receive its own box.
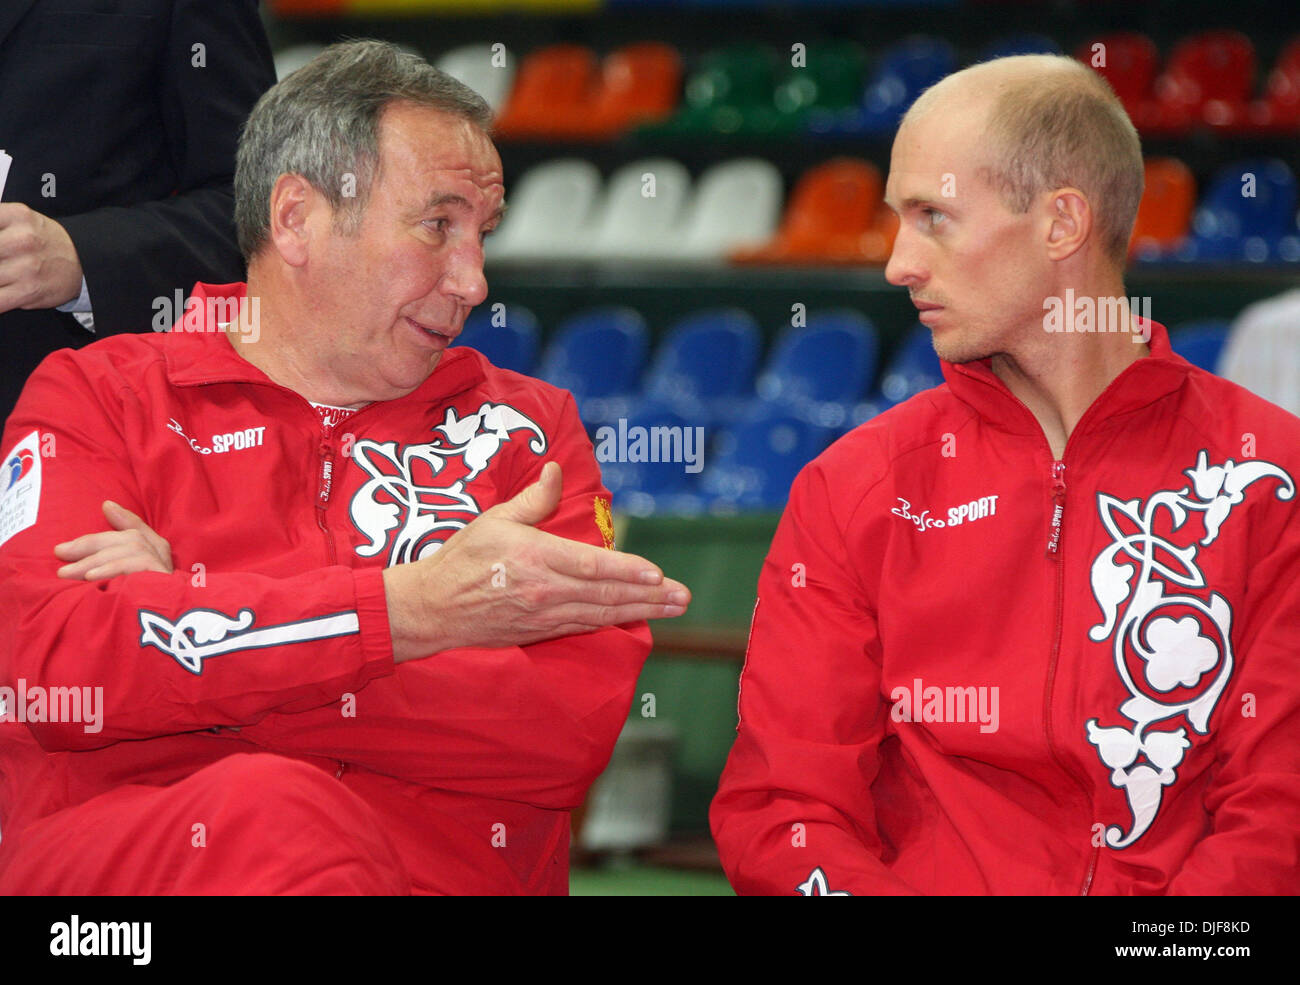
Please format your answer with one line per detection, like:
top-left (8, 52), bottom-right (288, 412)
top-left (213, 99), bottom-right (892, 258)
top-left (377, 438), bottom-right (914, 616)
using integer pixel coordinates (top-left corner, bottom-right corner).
top-left (711, 320), bottom-right (1300, 895)
top-left (0, 282), bottom-right (648, 894)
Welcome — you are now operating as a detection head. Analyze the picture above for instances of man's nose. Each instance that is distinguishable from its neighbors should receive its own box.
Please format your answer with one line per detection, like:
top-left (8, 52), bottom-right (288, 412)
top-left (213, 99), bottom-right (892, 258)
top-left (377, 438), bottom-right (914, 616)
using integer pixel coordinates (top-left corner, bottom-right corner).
top-left (440, 239), bottom-right (489, 308)
top-left (884, 226), bottom-right (924, 288)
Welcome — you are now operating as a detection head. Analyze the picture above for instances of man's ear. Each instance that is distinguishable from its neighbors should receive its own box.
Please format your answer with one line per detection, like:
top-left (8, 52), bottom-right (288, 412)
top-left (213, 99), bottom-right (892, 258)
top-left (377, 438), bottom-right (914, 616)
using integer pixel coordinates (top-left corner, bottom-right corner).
top-left (1044, 188), bottom-right (1092, 262)
top-left (267, 174), bottom-right (320, 268)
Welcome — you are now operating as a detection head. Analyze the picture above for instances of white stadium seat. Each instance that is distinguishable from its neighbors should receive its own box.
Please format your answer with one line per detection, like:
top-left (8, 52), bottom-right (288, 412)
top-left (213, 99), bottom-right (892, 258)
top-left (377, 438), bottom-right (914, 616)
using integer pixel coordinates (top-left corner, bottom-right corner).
top-left (486, 159), bottom-right (603, 262)
top-left (435, 43), bottom-right (516, 116)
top-left (273, 44), bottom-right (326, 82)
top-left (579, 158), bottom-right (692, 260)
top-left (678, 158), bottom-right (783, 261)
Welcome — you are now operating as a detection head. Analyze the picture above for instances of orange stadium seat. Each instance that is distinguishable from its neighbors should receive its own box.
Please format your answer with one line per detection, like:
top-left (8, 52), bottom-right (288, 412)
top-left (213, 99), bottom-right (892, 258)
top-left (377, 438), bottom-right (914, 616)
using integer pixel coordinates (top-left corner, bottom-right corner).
top-left (732, 158), bottom-right (886, 265)
top-left (1129, 157), bottom-right (1196, 259)
top-left (859, 206), bottom-right (899, 264)
top-left (554, 42), bottom-right (683, 140)
top-left (493, 44), bottom-right (598, 139)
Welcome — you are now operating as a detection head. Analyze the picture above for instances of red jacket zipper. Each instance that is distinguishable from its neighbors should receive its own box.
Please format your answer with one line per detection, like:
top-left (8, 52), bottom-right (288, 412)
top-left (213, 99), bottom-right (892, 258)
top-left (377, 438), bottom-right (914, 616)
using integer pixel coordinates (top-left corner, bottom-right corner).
top-left (312, 408), bottom-right (345, 781)
top-left (1039, 457), bottom-right (1101, 894)
top-left (1045, 460), bottom-right (1066, 558)
top-left (316, 434), bottom-right (338, 566)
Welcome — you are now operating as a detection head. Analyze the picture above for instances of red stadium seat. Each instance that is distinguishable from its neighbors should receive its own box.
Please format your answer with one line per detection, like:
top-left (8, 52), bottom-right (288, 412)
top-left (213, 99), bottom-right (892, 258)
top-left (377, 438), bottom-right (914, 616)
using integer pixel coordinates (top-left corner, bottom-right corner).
top-left (1134, 30), bottom-right (1255, 134)
top-left (554, 43), bottom-right (683, 140)
top-left (1246, 36), bottom-right (1300, 133)
top-left (1074, 32), bottom-right (1159, 119)
top-left (494, 44), bottom-right (598, 139)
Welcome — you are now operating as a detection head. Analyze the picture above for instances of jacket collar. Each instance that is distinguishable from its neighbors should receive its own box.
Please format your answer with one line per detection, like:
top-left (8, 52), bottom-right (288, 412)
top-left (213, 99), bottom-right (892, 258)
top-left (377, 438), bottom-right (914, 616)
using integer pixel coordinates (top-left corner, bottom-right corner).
top-left (163, 282), bottom-right (486, 406)
top-left (939, 319), bottom-right (1193, 438)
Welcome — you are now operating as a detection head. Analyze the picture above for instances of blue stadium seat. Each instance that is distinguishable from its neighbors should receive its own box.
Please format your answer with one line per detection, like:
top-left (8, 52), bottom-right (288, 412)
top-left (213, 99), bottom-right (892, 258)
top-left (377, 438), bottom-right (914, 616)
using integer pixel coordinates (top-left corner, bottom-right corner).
top-left (846, 321), bottom-right (944, 429)
top-left (455, 304), bottom-right (540, 375)
top-left (700, 406), bottom-right (834, 511)
top-left (1172, 159), bottom-right (1299, 263)
top-left (537, 307), bottom-right (649, 427)
top-left (808, 36), bottom-right (956, 137)
top-left (755, 309), bottom-right (880, 429)
top-left (596, 398), bottom-right (706, 517)
top-left (1168, 320), bottom-right (1231, 373)
top-left (642, 307), bottom-right (761, 424)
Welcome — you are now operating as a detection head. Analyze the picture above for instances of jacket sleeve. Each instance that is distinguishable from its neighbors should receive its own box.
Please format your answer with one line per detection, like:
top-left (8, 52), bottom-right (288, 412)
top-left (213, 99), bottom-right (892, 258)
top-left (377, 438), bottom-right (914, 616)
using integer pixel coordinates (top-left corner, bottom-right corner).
top-left (0, 352), bottom-right (396, 752)
top-left (710, 460), bottom-right (921, 895)
top-left (57, 0), bottom-right (274, 334)
top-left (1166, 508), bottom-right (1300, 894)
top-left (239, 392), bottom-right (653, 811)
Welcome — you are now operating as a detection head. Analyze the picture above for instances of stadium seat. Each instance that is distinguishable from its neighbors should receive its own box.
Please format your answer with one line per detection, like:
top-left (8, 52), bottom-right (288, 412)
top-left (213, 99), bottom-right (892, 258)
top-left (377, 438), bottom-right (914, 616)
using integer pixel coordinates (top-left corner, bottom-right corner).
top-left (537, 307), bottom-right (649, 426)
top-left (556, 42), bottom-right (683, 140)
top-left (643, 44), bottom-right (778, 136)
top-left (616, 512), bottom-right (780, 831)
top-left (1129, 157), bottom-right (1197, 261)
top-left (1075, 32), bottom-right (1159, 119)
top-left (1171, 158), bottom-right (1298, 262)
top-left (1135, 30), bottom-right (1256, 134)
top-left (436, 43), bottom-right (516, 116)
top-left (580, 158), bottom-right (692, 260)
top-left (494, 44), bottom-right (598, 139)
top-left (1168, 320), bottom-right (1231, 373)
top-left (642, 308), bottom-right (762, 422)
top-left (679, 158), bottom-right (784, 260)
top-left (755, 40), bottom-right (868, 134)
top-left (596, 398), bottom-right (702, 517)
top-left (273, 44), bottom-right (326, 81)
top-left (700, 408), bottom-right (833, 511)
top-left (1246, 36), bottom-right (1300, 133)
top-left (846, 321), bottom-right (944, 429)
top-left (486, 159), bottom-right (602, 261)
top-left (455, 304), bottom-right (540, 375)
top-left (809, 35), bottom-right (956, 136)
top-left (754, 310), bottom-right (880, 428)
top-left (732, 158), bottom-right (888, 264)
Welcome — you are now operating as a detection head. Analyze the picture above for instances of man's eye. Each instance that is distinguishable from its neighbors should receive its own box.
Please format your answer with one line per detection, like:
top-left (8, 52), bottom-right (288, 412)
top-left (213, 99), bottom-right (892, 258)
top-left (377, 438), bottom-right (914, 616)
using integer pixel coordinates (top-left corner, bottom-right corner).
top-left (924, 208), bottom-right (946, 228)
top-left (425, 218), bottom-right (449, 234)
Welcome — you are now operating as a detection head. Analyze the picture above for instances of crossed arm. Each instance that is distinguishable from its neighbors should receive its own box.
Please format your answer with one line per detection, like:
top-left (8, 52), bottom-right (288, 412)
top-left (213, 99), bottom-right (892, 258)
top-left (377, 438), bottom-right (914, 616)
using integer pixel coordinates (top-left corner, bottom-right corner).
top-left (53, 461), bottom-right (690, 659)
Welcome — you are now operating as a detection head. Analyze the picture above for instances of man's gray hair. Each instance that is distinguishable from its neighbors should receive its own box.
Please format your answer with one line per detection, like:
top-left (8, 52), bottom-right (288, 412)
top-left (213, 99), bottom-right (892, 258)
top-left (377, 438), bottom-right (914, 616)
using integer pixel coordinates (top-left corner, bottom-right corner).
top-left (234, 39), bottom-right (493, 261)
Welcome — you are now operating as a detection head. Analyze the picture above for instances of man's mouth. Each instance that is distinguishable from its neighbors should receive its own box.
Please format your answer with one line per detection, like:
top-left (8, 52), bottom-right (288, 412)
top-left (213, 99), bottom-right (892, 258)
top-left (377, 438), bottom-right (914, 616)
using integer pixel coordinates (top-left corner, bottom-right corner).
top-left (406, 316), bottom-right (456, 343)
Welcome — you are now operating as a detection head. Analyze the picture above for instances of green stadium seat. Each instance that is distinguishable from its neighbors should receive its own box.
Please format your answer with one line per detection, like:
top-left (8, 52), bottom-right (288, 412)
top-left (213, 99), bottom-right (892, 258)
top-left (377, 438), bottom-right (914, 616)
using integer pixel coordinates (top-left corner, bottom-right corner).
top-left (640, 44), bottom-right (778, 137)
top-left (618, 513), bottom-right (779, 832)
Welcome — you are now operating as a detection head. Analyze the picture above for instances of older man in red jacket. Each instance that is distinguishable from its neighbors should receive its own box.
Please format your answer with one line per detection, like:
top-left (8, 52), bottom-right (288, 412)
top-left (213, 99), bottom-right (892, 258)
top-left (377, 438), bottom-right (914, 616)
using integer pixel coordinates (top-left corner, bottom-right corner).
top-left (711, 54), bottom-right (1300, 895)
top-left (0, 40), bottom-right (689, 895)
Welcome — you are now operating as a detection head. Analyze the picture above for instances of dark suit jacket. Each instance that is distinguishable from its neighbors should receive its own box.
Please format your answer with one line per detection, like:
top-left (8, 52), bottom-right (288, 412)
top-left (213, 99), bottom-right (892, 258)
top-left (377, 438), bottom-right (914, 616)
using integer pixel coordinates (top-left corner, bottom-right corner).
top-left (0, 0), bottom-right (274, 423)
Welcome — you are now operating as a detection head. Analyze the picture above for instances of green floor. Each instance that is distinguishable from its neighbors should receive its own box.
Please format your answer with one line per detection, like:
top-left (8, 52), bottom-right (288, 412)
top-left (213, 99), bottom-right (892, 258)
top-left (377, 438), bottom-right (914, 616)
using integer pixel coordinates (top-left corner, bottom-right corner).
top-left (570, 864), bottom-right (735, 896)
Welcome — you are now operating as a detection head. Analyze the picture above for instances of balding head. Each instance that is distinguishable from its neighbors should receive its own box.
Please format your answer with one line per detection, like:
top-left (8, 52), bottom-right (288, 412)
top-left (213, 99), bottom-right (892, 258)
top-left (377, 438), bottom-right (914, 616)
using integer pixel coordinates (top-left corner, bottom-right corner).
top-left (902, 55), bottom-right (1144, 268)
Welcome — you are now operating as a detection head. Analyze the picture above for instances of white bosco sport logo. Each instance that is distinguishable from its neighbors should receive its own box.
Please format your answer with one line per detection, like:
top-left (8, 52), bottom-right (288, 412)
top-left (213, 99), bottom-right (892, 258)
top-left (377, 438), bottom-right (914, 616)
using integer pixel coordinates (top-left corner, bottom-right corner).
top-left (891, 494), bottom-right (999, 532)
top-left (166, 418), bottom-right (265, 455)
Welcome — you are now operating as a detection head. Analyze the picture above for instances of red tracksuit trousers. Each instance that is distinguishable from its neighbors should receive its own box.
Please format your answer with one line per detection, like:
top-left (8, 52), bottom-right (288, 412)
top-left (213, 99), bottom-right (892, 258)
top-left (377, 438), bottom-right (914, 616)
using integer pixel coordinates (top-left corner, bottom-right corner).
top-left (0, 753), bottom-right (412, 894)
